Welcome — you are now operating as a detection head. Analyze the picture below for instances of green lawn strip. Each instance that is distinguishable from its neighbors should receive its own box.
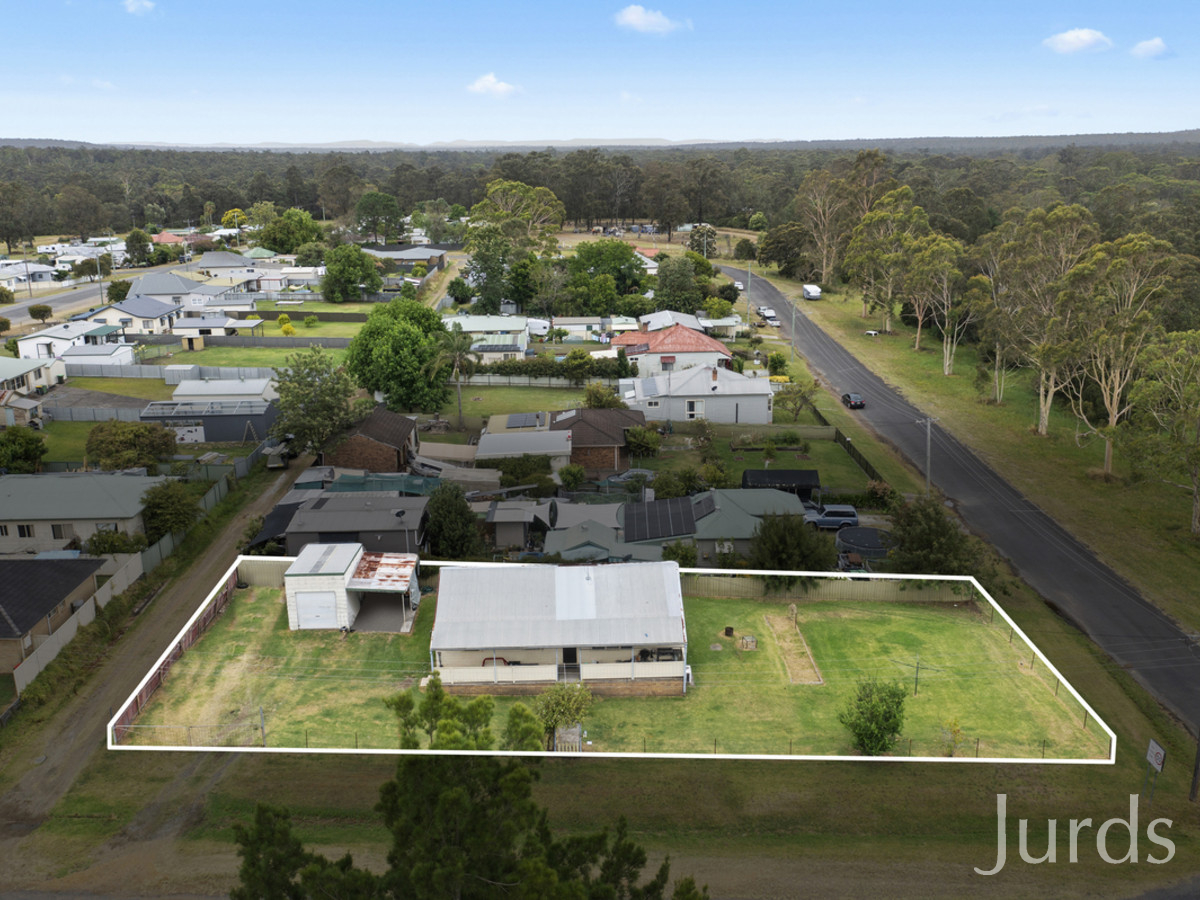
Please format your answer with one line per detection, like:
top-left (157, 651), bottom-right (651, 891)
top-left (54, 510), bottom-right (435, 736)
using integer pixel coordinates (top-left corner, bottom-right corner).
top-left (761, 273), bottom-right (1200, 631)
top-left (65, 376), bottom-right (174, 401)
top-left (254, 301), bottom-right (375, 315)
top-left (141, 346), bottom-right (348, 368)
top-left (439, 386), bottom-right (587, 429)
top-left (38, 421), bottom-right (93, 462)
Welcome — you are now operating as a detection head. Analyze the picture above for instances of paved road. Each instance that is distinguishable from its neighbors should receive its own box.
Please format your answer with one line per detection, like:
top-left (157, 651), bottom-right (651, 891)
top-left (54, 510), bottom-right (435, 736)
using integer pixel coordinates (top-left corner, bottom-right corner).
top-left (726, 265), bottom-right (1200, 735)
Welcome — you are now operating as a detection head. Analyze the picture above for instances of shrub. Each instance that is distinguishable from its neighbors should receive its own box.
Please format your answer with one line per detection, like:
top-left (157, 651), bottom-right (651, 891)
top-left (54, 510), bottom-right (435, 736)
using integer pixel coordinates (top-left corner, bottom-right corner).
top-left (281, 324), bottom-right (296, 336)
top-left (276, 313), bottom-right (291, 327)
top-left (304, 315), bottom-right (319, 328)
top-left (839, 676), bottom-right (907, 756)
top-left (559, 464), bottom-right (587, 491)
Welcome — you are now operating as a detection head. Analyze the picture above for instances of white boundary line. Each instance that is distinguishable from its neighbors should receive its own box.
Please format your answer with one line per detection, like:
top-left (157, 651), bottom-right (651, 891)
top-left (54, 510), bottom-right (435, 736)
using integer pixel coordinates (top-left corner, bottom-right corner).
top-left (107, 560), bottom-right (1116, 765)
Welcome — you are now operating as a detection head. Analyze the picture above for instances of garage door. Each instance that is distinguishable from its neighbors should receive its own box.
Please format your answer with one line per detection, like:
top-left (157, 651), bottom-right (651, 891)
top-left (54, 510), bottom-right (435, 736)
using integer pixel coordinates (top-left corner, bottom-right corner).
top-left (296, 590), bottom-right (337, 629)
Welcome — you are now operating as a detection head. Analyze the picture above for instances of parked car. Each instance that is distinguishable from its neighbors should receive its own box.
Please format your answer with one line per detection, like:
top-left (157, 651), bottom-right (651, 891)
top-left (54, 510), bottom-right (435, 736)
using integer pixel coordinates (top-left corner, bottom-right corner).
top-left (734, 281), bottom-right (744, 291)
top-left (804, 504), bottom-right (859, 530)
top-left (765, 317), bottom-right (781, 327)
top-left (841, 392), bottom-right (865, 409)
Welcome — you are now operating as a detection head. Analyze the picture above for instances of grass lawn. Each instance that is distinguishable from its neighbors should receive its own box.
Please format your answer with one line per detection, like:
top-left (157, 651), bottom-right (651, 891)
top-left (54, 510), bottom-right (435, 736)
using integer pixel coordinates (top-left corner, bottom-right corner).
top-left (66, 376), bottom-right (174, 401)
top-left (758, 273), bottom-right (1200, 631)
top-left (122, 582), bottom-right (1106, 761)
top-left (39, 421), bottom-right (93, 462)
top-left (437, 386), bottom-right (588, 432)
top-left (261, 319), bottom-right (362, 338)
top-left (637, 420), bottom-right (882, 496)
top-left (141, 346), bottom-right (347, 368)
top-left (253, 300), bottom-right (375, 315)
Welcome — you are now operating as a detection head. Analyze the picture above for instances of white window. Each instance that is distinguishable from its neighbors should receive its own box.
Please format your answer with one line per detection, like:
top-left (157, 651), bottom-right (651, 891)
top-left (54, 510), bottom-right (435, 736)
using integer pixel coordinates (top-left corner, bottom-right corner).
top-left (142, 320), bottom-right (153, 329)
top-left (17, 524), bottom-right (35, 538)
top-left (685, 400), bottom-right (704, 420)
top-left (52, 524), bottom-right (73, 540)
top-left (0, 525), bottom-right (7, 536)
top-left (646, 400), bottom-right (660, 409)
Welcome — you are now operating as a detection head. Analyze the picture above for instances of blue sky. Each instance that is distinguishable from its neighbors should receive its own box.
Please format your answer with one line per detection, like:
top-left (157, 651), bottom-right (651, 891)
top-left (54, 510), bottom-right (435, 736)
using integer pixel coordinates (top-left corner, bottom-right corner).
top-left (2, 1), bottom-right (1194, 145)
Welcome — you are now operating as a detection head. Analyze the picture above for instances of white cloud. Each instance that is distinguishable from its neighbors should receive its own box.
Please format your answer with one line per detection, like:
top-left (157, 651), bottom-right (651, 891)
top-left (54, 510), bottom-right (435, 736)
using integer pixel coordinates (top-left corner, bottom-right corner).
top-left (123, 0), bottom-right (155, 14)
top-left (1042, 28), bottom-right (1113, 54)
top-left (466, 73), bottom-right (517, 97)
top-left (615, 5), bottom-right (686, 35)
top-left (1131, 37), bottom-right (1168, 59)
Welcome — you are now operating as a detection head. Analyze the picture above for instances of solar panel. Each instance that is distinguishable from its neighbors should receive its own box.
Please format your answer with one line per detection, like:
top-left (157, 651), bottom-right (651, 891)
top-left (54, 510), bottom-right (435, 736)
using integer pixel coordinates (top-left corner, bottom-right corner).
top-left (506, 412), bottom-right (539, 428)
top-left (692, 493), bottom-right (717, 520)
top-left (624, 497), bottom-right (696, 543)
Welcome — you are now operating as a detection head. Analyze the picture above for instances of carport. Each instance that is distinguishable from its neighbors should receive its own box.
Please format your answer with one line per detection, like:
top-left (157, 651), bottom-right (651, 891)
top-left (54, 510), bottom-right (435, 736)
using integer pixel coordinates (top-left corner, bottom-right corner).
top-left (346, 552), bottom-right (421, 634)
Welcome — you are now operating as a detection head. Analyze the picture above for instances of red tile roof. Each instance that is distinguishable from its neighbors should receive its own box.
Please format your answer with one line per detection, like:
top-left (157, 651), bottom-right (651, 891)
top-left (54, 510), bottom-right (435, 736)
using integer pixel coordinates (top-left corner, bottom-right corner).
top-left (612, 323), bottom-right (730, 356)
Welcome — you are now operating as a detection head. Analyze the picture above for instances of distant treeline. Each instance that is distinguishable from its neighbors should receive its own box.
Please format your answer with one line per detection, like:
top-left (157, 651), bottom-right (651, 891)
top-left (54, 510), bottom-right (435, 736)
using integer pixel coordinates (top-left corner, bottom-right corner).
top-left (4, 134), bottom-right (1200, 254)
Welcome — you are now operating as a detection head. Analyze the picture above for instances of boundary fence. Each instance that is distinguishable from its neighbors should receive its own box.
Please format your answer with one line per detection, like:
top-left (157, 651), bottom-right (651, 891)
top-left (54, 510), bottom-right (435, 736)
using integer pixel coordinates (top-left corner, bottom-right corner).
top-left (111, 569), bottom-right (238, 744)
top-left (809, 405), bottom-right (885, 482)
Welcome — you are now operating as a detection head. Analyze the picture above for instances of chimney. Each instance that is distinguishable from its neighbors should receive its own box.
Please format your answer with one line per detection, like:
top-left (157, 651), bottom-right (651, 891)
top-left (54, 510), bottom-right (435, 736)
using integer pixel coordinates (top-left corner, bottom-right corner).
top-left (711, 367), bottom-right (718, 382)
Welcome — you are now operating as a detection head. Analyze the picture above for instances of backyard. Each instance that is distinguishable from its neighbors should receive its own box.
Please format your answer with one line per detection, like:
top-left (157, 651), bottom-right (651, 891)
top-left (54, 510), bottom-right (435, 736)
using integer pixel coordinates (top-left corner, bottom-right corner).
top-left (120, 577), bottom-right (1109, 760)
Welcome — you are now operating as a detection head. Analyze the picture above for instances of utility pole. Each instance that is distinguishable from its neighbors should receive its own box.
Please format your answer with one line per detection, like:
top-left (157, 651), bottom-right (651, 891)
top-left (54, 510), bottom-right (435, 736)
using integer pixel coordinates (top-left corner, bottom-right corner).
top-left (917, 417), bottom-right (939, 495)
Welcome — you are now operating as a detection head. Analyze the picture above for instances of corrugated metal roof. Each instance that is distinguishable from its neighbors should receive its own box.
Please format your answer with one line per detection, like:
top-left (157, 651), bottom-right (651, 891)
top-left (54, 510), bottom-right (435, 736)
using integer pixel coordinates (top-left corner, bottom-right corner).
top-left (430, 562), bottom-right (683, 651)
top-left (286, 542), bottom-right (361, 577)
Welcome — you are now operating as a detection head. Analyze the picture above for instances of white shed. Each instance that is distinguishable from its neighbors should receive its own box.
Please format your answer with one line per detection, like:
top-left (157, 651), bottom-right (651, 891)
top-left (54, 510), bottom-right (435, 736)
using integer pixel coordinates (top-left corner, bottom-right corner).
top-left (284, 542), bottom-right (421, 632)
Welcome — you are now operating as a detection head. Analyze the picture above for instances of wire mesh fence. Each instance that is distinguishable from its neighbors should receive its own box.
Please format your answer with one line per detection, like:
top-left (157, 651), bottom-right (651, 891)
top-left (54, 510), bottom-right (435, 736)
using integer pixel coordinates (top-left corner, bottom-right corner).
top-left (120, 722), bottom-right (263, 747)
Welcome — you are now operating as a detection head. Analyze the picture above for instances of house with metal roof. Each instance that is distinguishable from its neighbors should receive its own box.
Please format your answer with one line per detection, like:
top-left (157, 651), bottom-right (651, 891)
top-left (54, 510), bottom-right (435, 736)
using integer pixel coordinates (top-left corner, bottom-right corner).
top-left (16, 321), bottom-right (133, 361)
top-left (639, 310), bottom-right (702, 333)
top-left (0, 357), bottom-right (56, 396)
top-left (74, 295), bottom-right (182, 335)
top-left (543, 521), bottom-right (664, 563)
top-left (0, 472), bottom-right (167, 553)
top-left (171, 377), bottom-right (278, 404)
top-left (474, 431), bottom-right (573, 472)
top-left (430, 561), bottom-right (686, 694)
top-left (60, 342), bottom-right (136, 367)
top-left (689, 489), bottom-right (809, 561)
top-left (440, 314), bottom-right (529, 352)
top-left (619, 364), bottom-right (774, 425)
top-left (284, 542), bottom-right (421, 632)
top-left (283, 492), bottom-right (427, 556)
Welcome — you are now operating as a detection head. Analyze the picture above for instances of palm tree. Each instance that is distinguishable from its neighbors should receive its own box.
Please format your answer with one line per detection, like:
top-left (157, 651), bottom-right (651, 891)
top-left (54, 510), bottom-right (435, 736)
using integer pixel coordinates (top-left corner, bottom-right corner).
top-left (426, 323), bottom-right (483, 429)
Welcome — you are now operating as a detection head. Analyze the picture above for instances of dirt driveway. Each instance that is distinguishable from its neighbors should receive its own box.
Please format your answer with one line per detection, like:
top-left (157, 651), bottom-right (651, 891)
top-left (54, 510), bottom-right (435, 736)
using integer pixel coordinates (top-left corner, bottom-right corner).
top-left (0, 459), bottom-right (311, 896)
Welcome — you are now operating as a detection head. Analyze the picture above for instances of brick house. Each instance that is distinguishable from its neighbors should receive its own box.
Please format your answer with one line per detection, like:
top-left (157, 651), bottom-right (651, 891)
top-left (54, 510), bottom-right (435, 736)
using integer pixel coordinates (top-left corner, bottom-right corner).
top-left (323, 406), bottom-right (419, 473)
top-left (547, 407), bottom-right (646, 476)
top-left (0, 558), bottom-right (106, 671)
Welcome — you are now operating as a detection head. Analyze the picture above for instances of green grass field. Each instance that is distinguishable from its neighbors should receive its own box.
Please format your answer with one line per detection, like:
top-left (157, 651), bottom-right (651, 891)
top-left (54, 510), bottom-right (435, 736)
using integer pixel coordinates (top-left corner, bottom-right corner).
top-left (122, 582), bottom-right (1106, 761)
top-left (140, 346), bottom-right (348, 368)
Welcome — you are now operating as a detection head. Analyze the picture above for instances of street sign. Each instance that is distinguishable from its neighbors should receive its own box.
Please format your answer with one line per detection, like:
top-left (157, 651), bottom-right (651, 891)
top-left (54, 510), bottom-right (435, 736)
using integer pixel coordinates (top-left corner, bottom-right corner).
top-left (1147, 739), bottom-right (1166, 773)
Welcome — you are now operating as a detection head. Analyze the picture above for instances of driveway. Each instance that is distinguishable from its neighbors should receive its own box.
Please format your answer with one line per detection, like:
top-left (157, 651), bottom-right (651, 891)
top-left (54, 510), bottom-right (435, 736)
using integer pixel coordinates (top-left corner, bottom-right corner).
top-left (724, 265), bottom-right (1200, 735)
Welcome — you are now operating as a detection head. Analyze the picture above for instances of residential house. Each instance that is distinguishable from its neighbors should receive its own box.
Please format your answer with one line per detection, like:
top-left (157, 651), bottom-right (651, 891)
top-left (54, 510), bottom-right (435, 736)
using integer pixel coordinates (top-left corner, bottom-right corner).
top-left (611, 325), bottom-right (732, 378)
top-left (283, 493), bottom-right (428, 556)
top-left (75, 296), bottom-right (182, 335)
top-left (171, 315), bottom-right (265, 338)
top-left (284, 542), bottom-right (421, 632)
top-left (440, 314), bottom-right (529, 352)
top-left (605, 315), bottom-right (640, 335)
top-left (696, 313), bottom-right (744, 338)
top-left (16, 321), bottom-right (132, 361)
top-left (547, 407), bottom-right (646, 476)
top-left (0, 389), bottom-right (44, 428)
top-left (633, 250), bottom-right (659, 276)
top-left (0, 473), bottom-right (167, 553)
top-left (543, 521), bottom-right (663, 563)
top-left (551, 316), bottom-right (604, 342)
top-left (0, 558), bottom-right (107, 671)
top-left (0, 261), bottom-right (57, 286)
top-left (364, 245), bottom-right (449, 272)
top-left (429, 561), bottom-right (687, 693)
top-left (0, 357), bottom-right (56, 397)
top-left (639, 310), bottom-right (702, 333)
top-left (128, 272), bottom-right (233, 313)
top-left (323, 406), bottom-right (419, 472)
top-left (620, 364), bottom-right (774, 424)
top-left (689, 488), bottom-right (809, 560)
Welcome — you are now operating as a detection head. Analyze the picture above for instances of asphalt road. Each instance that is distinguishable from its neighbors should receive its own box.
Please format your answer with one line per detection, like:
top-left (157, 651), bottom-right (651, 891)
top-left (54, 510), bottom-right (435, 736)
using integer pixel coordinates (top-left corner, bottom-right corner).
top-left (725, 265), bottom-right (1200, 735)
